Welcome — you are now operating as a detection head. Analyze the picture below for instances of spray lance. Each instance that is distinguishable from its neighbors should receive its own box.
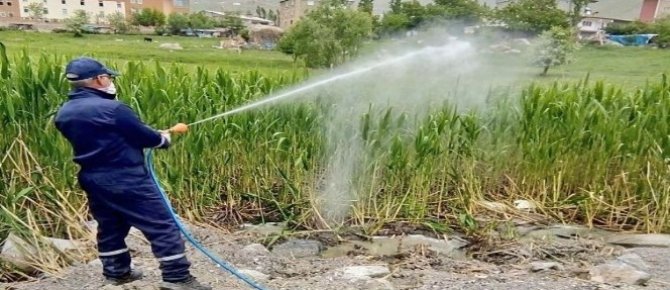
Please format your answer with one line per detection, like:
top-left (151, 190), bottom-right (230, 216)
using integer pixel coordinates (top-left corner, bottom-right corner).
top-left (146, 121), bottom-right (269, 290)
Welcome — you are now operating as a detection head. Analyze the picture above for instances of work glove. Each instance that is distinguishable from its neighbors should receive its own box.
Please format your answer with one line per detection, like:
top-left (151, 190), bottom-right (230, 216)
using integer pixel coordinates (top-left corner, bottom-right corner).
top-left (155, 130), bottom-right (171, 149)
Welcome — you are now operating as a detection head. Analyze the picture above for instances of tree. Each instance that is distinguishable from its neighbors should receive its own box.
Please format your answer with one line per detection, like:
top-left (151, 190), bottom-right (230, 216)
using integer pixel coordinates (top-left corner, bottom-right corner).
top-left (166, 13), bottom-right (189, 34)
top-left (132, 8), bottom-right (165, 26)
top-left (222, 14), bottom-right (245, 36)
top-left (65, 10), bottom-right (90, 37)
top-left (378, 13), bottom-right (409, 35)
top-left (279, 0), bottom-right (373, 68)
top-left (189, 12), bottom-right (215, 29)
top-left (495, 0), bottom-right (569, 34)
top-left (26, 3), bottom-right (45, 21)
top-left (389, 0), bottom-right (402, 13)
top-left (532, 26), bottom-right (577, 76)
top-left (569, 0), bottom-right (596, 26)
top-left (267, 10), bottom-right (277, 23)
top-left (256, 6), bottom-right (267, 19)
top-left (358, 0), bottom-right (373, 14)
top-left (429, 0), bottom-right (484, 24)
top-left (378, 0), bottom-right (485, 36)
top-left (107, 12), bottom-right (131, 34)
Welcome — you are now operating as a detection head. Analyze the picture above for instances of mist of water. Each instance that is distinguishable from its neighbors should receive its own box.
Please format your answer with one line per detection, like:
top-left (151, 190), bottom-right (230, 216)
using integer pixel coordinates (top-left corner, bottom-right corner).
top-left (189, 28), bottom-right (525, 225)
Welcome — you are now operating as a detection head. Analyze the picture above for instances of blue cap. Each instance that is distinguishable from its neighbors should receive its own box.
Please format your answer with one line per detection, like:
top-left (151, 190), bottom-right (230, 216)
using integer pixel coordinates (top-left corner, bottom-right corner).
top-left (65, 57), bottom-right (119, 81)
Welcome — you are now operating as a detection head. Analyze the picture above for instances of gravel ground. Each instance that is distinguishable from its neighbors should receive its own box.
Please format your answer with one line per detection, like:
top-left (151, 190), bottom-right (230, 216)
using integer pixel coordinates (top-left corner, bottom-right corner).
top-left (2, 224), bottom-right (670, 290)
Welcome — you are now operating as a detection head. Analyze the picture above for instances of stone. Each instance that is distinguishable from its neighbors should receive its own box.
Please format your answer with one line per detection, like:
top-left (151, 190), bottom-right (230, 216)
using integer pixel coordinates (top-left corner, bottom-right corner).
top-left (479, 201), bottom-right (508, 211)
top-left (514, 38), bottom-right (531, 46)
top-left (400, 235), bottom-right (468, 258)
top-left (616, 253), bottom-right (649, 271)
top-left (239, 222), bottom-right (286, 236)
top-left (88, 258), bottom-right (102, 267)
top-left (340, 265), bottom-right (391, 280)
top-left (271, 239), bottom-right (323, 258)
top-left (159, 43), bottom-right (183, 50)
top-left (589, 261), bottom-right (651, 286)
top-left (1, 232), bottom-right (85, 272)
top-left (513, 200), bottom-right (537, 211)
top-left (242, 243), bottom-right (270, 256)
top-left (606, 233), bottom-right (670, 248)
top-left (239, 269), bottom-right (270, 282)
top-left (1, 232), bottom-right (39, 272)
top-left (530, 261), bottom-right (564, 272)
top-left (522, 224), bottom-right (609, 240)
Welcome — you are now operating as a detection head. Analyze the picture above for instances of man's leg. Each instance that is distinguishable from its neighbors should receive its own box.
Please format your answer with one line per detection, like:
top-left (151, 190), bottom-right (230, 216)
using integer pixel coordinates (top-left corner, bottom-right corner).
top-left (94, 205), bottom-right (133, 279)
top-left (114, 182), bottom-right (192, 283)
top-left (79, 176), bottom-right (134, 279)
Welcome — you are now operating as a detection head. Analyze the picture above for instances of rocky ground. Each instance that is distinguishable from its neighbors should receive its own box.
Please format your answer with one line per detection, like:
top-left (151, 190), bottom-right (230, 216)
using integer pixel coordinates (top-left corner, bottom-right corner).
top-left (2, 222), bottom-right (670, 290)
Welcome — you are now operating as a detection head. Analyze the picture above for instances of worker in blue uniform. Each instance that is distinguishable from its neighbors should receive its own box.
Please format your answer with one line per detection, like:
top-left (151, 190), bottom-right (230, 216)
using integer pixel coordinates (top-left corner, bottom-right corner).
top-left (54, 57), bottom-right (211, 290)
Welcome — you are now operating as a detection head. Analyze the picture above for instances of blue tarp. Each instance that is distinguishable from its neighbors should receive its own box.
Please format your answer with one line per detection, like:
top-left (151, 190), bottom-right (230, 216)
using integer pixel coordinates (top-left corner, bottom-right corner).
top-left (607, 34), bottom-right (658, 46)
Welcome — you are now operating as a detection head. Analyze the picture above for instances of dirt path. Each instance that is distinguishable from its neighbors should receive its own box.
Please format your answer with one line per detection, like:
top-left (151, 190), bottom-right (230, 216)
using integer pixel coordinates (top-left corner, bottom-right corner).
top-left (2, 223), bottom-right (670, 290)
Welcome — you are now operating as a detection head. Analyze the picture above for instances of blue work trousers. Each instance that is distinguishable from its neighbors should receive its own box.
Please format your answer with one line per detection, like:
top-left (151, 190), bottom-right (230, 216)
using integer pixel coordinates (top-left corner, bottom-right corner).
top-left (78, 165), bottom-right (192, 283)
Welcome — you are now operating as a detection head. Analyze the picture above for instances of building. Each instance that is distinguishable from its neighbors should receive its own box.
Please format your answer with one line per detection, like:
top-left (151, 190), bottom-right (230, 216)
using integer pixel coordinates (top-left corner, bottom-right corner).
top-left (19, 0), bottom-right (127, 22)
top-left (277, 0), bottom-right (316, 29)
top-left (640, 0), bottom-right (670, 22)
top-left (124, 0), bottom-right (188, 17)
top-left (191, 0), bottom-right (279, 18)
top-left (199, 9), bottom-right (273, 26)
top-left (0, 0), bottom-right (22, 20)
top-left (4, 0), bottom-right (187, 24)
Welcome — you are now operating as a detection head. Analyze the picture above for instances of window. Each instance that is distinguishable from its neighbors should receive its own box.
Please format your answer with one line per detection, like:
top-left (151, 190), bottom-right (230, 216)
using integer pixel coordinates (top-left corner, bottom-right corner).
top-left (61, 0), bottom-right (66, 3)
top-left (98, 0), bottom-right (103, 6)
top-left (0, 12), bottom-right (6, 17)
top-left (62, 8), bottom-right (67, 15)
top-left (23, 7), bottom-right (27, 12)
top-left (42, 8), bottom-right (48, 14)
top-left (582, 21), bottom-right (592, 27)
top-left (7, 2), bottom-right (11, 5)
top-left (80, 0), bottom-right (84, 5)
top-left (116, 2), bottom-right (121, 8)
top-left (0, 2), bottom-right (5, 5)
top-left (8, 12), bottom-right (13, 17)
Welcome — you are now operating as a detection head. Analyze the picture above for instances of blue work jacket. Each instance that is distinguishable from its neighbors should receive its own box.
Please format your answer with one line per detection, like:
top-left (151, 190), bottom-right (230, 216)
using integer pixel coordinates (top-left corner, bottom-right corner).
top-left (54, 87), bottom-right (165, 171)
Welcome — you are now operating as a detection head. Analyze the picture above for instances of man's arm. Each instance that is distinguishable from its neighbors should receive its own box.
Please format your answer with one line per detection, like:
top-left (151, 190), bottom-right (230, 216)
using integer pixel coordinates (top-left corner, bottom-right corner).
top-left (114, 104), bottom-right (170, 149)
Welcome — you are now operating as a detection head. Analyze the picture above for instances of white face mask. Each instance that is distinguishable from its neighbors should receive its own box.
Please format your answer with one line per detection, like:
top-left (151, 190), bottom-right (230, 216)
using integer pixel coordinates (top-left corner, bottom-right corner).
top-left (100, 82), bottom-right (116, 95)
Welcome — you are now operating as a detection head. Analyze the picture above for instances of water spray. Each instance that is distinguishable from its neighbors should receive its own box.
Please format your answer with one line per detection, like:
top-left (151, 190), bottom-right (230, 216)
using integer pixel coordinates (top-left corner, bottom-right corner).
top-left (152, 39), bottom-right (485, 289)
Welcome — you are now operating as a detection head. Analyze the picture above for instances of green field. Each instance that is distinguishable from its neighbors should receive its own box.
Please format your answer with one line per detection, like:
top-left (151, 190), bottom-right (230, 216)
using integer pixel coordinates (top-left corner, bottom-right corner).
top-left (3, 30), bottom-right (670, 280)
top-left (1, 30), bottom-right (670, 86)
top-left (0, 30), bottom-right (304, 77)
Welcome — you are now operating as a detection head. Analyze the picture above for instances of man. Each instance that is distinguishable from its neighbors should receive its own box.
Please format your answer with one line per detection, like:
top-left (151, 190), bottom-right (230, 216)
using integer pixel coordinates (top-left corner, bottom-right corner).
top-left (54, 57), bottom-right (211, 290)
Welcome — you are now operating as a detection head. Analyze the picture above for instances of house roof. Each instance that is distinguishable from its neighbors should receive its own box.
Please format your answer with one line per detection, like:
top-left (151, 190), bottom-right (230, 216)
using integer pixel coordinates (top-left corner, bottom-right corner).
top-left (199, 10), bottom-right (273, 22)
top-left (476, 0), bottom-right (643, 22)
top-left (557, 0), bottom-right (643, 21)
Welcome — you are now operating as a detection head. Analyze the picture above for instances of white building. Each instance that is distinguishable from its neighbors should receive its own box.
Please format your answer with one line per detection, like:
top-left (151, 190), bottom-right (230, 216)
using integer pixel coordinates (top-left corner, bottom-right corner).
top-left (19, 0), bottom-right (126, 22)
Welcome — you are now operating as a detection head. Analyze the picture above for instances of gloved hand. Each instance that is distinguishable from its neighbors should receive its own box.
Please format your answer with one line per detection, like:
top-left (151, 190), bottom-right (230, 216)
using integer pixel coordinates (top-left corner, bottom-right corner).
top-left (156, 130), bottom-right (171, 149)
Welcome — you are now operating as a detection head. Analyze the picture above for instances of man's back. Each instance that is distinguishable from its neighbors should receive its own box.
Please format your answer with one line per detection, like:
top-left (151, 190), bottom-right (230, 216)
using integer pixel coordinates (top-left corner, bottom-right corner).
top-left (55, 87), bottom-right (162, 170)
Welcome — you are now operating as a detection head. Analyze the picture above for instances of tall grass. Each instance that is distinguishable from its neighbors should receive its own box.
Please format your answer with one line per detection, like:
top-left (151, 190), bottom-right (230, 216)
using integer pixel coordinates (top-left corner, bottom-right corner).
top-left (2, 50), bottom-right (670, 279)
